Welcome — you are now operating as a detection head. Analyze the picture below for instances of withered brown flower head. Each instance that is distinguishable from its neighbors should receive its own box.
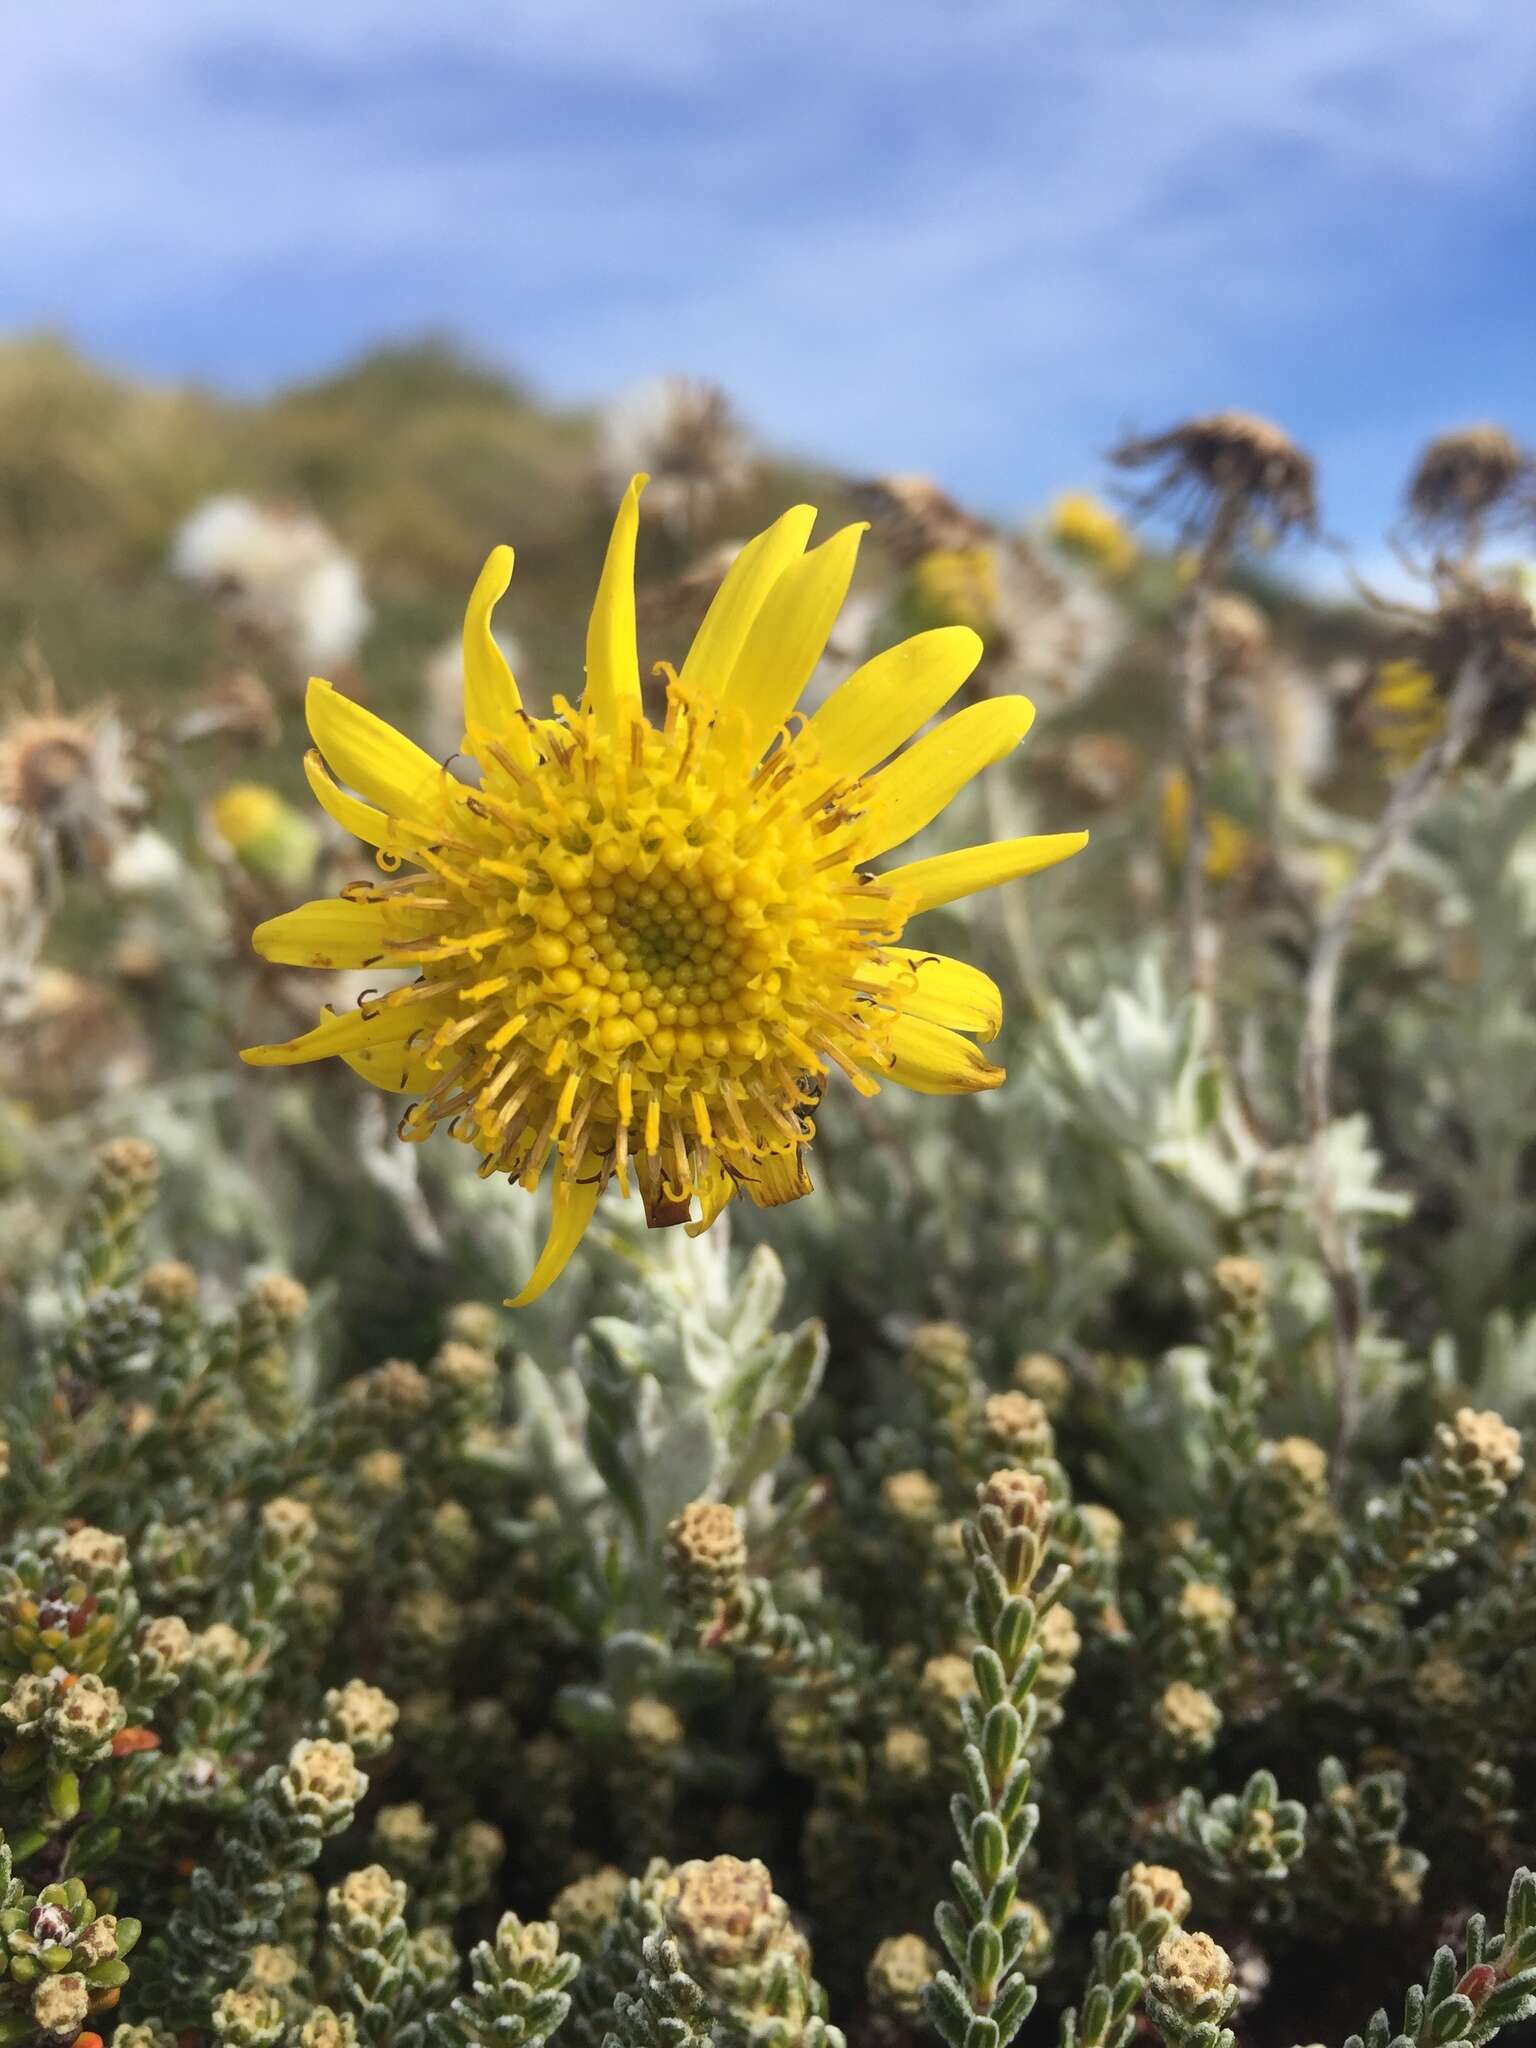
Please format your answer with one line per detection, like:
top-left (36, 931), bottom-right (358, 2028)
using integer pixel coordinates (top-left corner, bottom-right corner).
top-left (1422, 583), bottom-right (1536, 752)
top-left (1406, 424), bottom-right (1529, 543)
top-left (853, 473), bottom-right (994, 565)
top-left (600, 377), bottom-right (752, 537)
top-left (1111, 411), bottom-right (1317, 542)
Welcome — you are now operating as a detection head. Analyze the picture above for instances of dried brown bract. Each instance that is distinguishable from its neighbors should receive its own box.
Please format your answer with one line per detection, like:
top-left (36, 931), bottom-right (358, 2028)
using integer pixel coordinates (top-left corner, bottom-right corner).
top-left (1406, 423), bottom-right (1529, 548)
top-left (1111, 410), bottom-right (1317, 543)
top-left (852, 473), bottom-right (994, 565)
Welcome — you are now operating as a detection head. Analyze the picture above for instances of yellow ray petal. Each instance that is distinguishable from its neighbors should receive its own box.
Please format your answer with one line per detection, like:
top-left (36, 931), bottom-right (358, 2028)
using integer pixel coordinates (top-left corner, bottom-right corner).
top-left (306, 679), bottom-right (451, 825)
top-left (506, 1175), bottom-right (601, 1306)
top-left (251, 899), bottom-right (399, 970)
top-left (462, 544), bottom-right (532, 761)
top-left (803, 625), bottom-right (982, 784)
top-left (339, 1042), bottom-right (439, 1096)
top-left (240, 1001), bottom-right (428, 1067)
top-left (883, 830), bottom-right (1089, 912)
top-left (866, 948), bottom-right (1003, 1042)
top-left (678, 504), bottom-right (818, 697)
top-left (302, 751), bottom-right (426, 857)
top-left (715, 522), bottom-right (866, 757)
top-left (583, 474), bottom-right (647, 736)
top-left (879, 1013), bottom-right (1005, 1096)
top-left (855, 696), bottom-right (1036, 857)
top-left (685, 1158), bottom-right (737, 1236)
top-left (736, 1144), bottom-right (815, 1209)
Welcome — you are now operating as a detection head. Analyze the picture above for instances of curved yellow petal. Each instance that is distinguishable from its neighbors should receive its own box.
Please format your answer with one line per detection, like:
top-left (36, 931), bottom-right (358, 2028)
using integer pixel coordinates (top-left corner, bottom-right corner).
top-left (880, 1013), bottom-right (1005, 1096)
top-left (583, 474), bottom-right (647, 736)
top-left (803, 626), bottom-right (982, 784)
top-left (867, 948), bottom-right (1003, 1043)
top-left (462, 544), bottom-right (531, 760)
top-left (884, 830), bottom-right (1089, 913)
top-left (856, 696), bottom-right (1036, 858)
top-left (736, 1144), bottom-right (814, 1208)
top-left (251, 899), bottom-right (398, 970)
top-left (306, 679), bottom-right (450, 826)
top-left (339, 1042), bottom-right (439, 1096)
top-left (506, 1175), bottom-right (601, 1307)
top-left (678, 505), bottom-right (818, 697)
top-left (716, 522), bottom-right (866, 758)
top-left (685, 1157), bottom-right (737, 1236)
top-left (303, 751), bottom-right (425, 857)
top-left (241, 1001), bottom-right (428, 1067)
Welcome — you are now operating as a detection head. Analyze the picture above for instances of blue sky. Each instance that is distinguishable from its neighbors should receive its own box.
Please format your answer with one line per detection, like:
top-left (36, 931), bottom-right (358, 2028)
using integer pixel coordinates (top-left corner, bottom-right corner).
top-left (6, 1), bottom-right (1536, 574)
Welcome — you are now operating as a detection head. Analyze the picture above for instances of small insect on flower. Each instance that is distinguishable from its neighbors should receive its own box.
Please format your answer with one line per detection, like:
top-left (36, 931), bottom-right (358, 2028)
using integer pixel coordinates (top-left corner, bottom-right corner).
top-left (242, 478), bottom-right (1087, 1302)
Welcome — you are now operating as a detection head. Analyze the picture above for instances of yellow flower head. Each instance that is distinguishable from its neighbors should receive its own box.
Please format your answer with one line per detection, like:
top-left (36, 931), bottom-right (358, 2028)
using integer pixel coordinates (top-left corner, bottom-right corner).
top-left (1048, 493), bottom-right (1137, 579)
top-left (1159, 772), bottom-right (1254, 885)
top-left (1367, 658), bottom-right (1445, 772)
top-left (242, 479), bottom-right (1086, 1302)
top-left (212, 782), bottom-right (289, 852)
top-left (212, 781), bottom-right (322, 888)
top-left (911, 545), bottom-right (1002, 634)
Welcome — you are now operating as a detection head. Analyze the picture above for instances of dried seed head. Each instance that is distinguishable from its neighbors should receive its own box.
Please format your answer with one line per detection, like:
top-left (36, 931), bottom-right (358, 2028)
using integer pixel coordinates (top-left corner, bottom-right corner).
top-left (46, 1673), bottom-right (125, 1761)
top-left (1112, 411), bottom-right (1317, 542)
top-left (56, 1525), bottom-right (128, 1578)
top-left (667, 1501), bottom-right (747, 1607)
top-left (93, 1137), bottom-right (159, 1193)
top-left (1012, 1351), bottom-right (1071, 1411)
top-left (1213, 1255), bottom-right (1267, 1312)
top-left (282, 1737), bottom-right (367, 1824)
top-left (32, 1974), bottom-right (91, 2038)
top-left (1407, 424), bottom-right (1528, 542)
top-left (1422, 585), bottom-right (1536, 751)
top-left (662, 1856), bottom-right (795, 1974)
top-left (297, 2009), bottom-right (358, 2048)
top-left (141, 1614), bottom-right (195, 1673)
top-left (854, 473), bottom-right (993, 565)
top-left (1151, 1929), bottom-right (1234, 2001)
top-left (881, 1469), bottom-right (940, 1521)
top-left (355, 1449), bottom-right (406, 1498)
top-left (141, 1259), bottom-right (199, 1309)
top-left (982, 1391), bottom-right (1055, 1461)
top-left (1442, 1406), bottom-right (1522, 1488)
top-left (373, 1802), bottom-right (436, 1870)
top-left (1178, 1582), bottom-right (1235, 1630)
top-left (1123, 1861), bottom-right (1192, 1925)
top-left (978, 1466), bottom-right (1051, 1529)
top-left (322, 1680), bottom-right (398, 1759)
top-left (260, 1496), bottom-right (317, 1549)
top-left (349, 1358), bottom-right (432, 1417)
top-left (195, 1622), bottom-right (252, 1673)
top-left (251, 1272), bottom-right (308, 1327)
top-left (599, 377), bottom-right (752, 537)
top-left (550, 1866), bottom-right (628, 1954)
top-left (1155, 1680), bottom-right (1222, 1752)
top-left (624, 1696), bottom-right (684, 1756)
top-left (879, 1725), bottom-right (932, 1781)
top-left (243, 1945), bottom-right (299, 1990)
top-left (431, 1339), bottom-right (498, 1396)
top-left (445, 1300), bottom-right (500, 1350)
top-left (1038, 1600), bottom-right (1081, 1669)
top-left (920, 1653), bottom-right (975, 1706)
top-left (329, 1864), bottom-right (407, 1934)
top-left (1079, 1503), bottom-right (1124, 1557)
top-left (494, 1912), bottom-right (564, 1973)
top-left (867, 1933), bottom-right (937, 2019)
top-left (1269, 1436), bottom-right (1329, 1493)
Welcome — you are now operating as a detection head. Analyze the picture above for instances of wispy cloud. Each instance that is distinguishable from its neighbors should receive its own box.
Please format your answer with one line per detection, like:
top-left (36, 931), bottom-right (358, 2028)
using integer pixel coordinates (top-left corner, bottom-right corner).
top-left (4, 0), bottom-right (1536, 553)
